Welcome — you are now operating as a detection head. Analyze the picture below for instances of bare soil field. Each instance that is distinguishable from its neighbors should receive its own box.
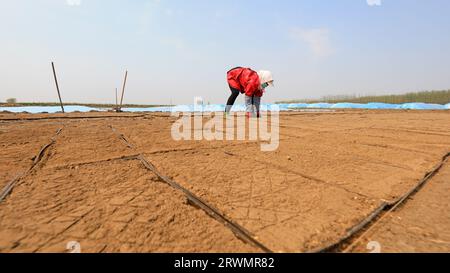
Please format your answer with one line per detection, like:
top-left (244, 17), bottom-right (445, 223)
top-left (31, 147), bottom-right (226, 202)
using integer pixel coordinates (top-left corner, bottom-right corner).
top-left (349, 159), bottom-right (450, 253)
top-left (0, 110), bottom-right (449, 253)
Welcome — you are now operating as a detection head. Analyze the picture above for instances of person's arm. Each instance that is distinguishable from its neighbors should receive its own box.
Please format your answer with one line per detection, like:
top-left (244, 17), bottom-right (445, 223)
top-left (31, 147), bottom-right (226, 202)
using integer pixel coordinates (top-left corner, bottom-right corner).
top-left (254, 88), bottom-right (265, 98)
top-left (244, 76), bottom-right (260, 97)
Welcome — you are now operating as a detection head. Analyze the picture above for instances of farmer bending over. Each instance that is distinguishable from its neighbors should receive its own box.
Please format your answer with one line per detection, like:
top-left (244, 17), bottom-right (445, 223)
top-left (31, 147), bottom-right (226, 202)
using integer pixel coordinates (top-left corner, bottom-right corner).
top-left (225, 67), bottom-right (274, 117)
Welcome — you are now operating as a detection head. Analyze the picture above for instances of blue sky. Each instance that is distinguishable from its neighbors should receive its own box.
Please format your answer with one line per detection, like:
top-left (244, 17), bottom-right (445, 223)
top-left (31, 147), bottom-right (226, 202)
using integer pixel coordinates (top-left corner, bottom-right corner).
top-left (1, 0), bottom-right (450, 104)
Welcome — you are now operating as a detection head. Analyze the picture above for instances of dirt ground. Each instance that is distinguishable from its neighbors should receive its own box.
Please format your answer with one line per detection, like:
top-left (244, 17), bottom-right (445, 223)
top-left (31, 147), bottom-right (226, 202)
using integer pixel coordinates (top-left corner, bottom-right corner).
top-left (0, 110), bottom-right (449, 253)
top-left (349, 159), bottom-right (450, 253)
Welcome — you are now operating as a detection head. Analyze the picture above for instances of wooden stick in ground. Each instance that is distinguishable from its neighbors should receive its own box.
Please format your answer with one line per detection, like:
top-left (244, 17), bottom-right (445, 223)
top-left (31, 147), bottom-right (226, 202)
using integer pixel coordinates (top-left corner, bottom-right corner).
top-left (51, 62), bottom-right (65, 113)
top-left (119, 70), bottom-right (128, 111)
top-left (115, 87), bottom-right (118, 109)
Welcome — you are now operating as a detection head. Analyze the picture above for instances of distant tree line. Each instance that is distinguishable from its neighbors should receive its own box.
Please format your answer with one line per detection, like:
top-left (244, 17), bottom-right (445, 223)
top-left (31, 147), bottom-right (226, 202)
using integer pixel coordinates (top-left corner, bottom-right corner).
top-left (277, 90), bottom-right (450, 105)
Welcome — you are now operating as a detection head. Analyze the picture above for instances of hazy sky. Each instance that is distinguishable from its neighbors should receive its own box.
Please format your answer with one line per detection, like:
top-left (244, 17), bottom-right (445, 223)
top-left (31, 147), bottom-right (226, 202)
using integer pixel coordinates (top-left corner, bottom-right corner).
top-left (1, 0), bottom-right (450, 104)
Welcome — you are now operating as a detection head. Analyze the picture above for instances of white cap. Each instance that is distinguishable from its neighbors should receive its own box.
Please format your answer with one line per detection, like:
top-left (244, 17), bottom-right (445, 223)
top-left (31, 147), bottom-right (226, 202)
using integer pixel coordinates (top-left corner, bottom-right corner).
top-left (257, 70), bottom-right (274, 87)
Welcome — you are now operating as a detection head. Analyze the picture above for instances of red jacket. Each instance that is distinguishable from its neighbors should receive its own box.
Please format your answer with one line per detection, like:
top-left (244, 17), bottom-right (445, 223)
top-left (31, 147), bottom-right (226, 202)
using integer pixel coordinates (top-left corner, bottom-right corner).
top-left (227, 67), bottom-right (263, 97)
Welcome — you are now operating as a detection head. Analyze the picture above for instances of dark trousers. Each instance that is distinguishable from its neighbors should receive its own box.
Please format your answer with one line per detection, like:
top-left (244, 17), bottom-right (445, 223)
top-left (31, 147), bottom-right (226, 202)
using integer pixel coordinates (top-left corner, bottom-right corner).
top-left (225, 85), bottom-right (241, 113)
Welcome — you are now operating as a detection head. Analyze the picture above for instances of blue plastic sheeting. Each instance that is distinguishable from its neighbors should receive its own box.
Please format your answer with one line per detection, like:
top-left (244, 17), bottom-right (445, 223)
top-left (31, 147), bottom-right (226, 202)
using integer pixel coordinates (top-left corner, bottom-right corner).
top-left (0, 105), bottom-right (103, 113)
top-left (365, 103), bottom-right (400, 109)
top-left (107, 102), bottom-right (450, 111)
top-left (331, 103), bottom-right (399, 109)
top-left (125, 104), bottom-right (271, 112)
top-left (331, 103), bottom-right (366, 109)
top-left (306, 103), bottom-right (333, 109)
top-left (396, 103), bottom-right (447, 110)
top-left (286, 102), bottom-right (448, 110)
top-left (1, 102), bottom-right (448, 113)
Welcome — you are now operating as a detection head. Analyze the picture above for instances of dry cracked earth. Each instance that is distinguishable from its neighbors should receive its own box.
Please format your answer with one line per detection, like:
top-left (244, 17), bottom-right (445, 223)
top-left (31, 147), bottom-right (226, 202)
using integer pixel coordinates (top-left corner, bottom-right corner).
top-left (0, 110), bottom-right (449, 253)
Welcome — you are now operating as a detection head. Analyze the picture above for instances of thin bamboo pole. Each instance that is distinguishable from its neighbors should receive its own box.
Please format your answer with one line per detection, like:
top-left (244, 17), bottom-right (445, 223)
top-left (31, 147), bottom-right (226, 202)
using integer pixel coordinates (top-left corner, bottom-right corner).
top-left (51, 62), bottom-right (65, 113)
top-left (119, 70), bottom-right (128, 111)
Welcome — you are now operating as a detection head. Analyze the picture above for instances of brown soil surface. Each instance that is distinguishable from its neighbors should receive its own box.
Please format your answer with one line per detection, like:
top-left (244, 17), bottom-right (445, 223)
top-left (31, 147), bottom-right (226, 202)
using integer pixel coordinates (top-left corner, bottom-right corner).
top-left (0, 110), bottom-right (449, 252)
top-left (0, 120), bottom-right (62, 189)
top-left (350, 159), bottom-right (450, 253)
